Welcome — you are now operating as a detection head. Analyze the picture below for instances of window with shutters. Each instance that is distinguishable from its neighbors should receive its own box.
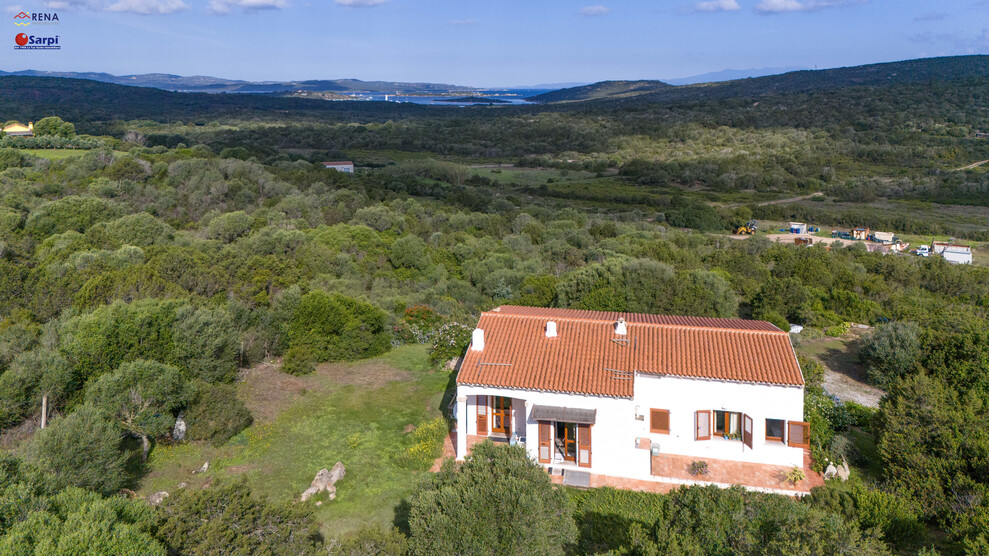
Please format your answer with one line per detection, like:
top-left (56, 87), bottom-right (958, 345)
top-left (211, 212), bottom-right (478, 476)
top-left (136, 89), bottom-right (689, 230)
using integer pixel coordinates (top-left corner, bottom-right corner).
top-left (766, 418), bottom-right (785, 443)
top-left (650, 409), bottom-right (670, 434)
top-left (787, 421), bottom-right (810, 448)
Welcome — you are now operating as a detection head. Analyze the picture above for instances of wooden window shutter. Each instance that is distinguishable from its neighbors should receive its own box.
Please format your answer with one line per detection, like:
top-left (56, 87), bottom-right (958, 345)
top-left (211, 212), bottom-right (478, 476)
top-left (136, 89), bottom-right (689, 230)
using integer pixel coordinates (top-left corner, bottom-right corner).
top-left (538, 422), bottom-right (552, 463)
top-left (695, 410), bottom-right (711, 440)
top-left (742, 414), bottom-right (753, 449)
top-left (787, 421), bottom-right (810, 448)
top-left (476, 395), bottom-right (488, 436)
top-left (650, 409), bottom-right (670, 434)
top-left (577, 424), bottom-right (591, 468)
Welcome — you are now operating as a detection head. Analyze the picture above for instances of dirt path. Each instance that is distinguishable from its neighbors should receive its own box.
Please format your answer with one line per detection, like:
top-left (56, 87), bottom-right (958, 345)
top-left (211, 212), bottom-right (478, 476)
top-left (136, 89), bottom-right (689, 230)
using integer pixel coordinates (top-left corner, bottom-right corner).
top-left (728, 232), bottom-right (856, 247)
top-left (794, 331), bottom-right (885, 408)
top-left (954, 159), bottom-right (989, 171)
top-left (755, 192), bottom-right (824, 206)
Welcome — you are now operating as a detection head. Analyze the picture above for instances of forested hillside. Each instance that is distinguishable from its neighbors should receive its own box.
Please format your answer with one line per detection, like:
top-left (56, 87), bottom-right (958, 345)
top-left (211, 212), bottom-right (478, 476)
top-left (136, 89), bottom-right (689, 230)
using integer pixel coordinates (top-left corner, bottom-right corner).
top-left (0, 56), bottom-right (989, 553)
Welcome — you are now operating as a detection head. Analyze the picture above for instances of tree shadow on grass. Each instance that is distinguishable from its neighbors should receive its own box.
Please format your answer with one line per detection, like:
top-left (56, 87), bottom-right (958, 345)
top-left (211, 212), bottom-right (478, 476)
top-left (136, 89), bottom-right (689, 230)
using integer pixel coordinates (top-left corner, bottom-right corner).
top-left (817, 337), bottom-right (867, 382)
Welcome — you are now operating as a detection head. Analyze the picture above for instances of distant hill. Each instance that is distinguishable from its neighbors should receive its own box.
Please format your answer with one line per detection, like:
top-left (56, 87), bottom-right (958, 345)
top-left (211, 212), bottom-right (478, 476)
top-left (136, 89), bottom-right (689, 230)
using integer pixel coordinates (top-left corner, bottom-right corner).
top-left (528, 55), bottom-right (989, 104)
top-left (665, 66), bottom-right (807, 86)
top-left (529, 80), bottom-right (675, 103)
top-left (0, 70), bottom-right (475, 94)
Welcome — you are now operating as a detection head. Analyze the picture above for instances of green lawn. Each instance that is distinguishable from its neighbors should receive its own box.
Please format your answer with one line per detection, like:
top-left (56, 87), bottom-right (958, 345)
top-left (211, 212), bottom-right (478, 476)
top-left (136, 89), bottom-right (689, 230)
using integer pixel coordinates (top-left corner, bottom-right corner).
top-left (139, 345), bottom-right (451, 540)
top-left (22, 149), bottom-right (91, 160)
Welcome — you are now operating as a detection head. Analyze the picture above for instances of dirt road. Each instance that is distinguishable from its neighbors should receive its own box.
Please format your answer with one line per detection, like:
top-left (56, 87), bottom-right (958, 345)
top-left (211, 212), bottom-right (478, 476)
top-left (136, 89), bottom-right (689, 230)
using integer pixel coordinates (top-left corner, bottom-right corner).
top-left (954, 159), bottom-right (989, 171)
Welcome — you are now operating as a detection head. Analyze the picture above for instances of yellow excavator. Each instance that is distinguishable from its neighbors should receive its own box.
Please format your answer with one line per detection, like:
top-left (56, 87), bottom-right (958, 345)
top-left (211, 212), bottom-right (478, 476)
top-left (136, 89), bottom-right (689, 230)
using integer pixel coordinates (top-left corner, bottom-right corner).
top-left (734, 220), bottom-right (757, 235)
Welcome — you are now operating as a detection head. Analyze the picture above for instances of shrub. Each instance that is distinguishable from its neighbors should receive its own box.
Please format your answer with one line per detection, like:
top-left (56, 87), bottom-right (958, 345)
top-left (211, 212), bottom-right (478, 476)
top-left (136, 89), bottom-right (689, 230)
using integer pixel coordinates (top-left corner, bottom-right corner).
top-left (28, 406), bottom-right (128, 496)
top-left (288, 291), bottom-right (391, 363)
top-left (283, 346), bottom-right (316, 376)
top-left (407, 442), bottom-right (576, 555)
top-left (333, 527), bottom-right (408, 556)
top-left (155, 479), bottom-right (324, 555)
top-left (428, 323), bottom-right (472, 364)
top-left (859, 321), bottom-right (921, 388)
top-left (788, 466), bottom-right (807, 484)
top-left (398, 417), bottom-right (448, 470)
top-left (185, 381), bottom-right (253, 446)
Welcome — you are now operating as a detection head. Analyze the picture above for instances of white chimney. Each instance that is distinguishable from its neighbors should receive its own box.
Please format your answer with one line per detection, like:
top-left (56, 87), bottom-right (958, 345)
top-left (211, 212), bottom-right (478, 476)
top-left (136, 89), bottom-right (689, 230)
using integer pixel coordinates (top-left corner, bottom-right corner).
top-left (471, 328), bottom-right (485, 352)
top-left (546, 321), bottom-right (557, 338)
top-left (615, 317), bottom-right (627, 335)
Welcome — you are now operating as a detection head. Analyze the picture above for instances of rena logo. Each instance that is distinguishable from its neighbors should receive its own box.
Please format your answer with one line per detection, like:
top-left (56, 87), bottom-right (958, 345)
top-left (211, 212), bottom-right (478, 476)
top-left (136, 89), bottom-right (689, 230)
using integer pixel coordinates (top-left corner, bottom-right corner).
top-left (13, 11), bottom-right (60, 26)
top-left (15, 33), bottom-right (28, 46)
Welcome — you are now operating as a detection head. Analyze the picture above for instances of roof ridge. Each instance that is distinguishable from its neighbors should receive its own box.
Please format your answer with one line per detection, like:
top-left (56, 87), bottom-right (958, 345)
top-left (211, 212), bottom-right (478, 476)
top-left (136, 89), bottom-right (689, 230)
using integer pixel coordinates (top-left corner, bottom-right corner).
top-left (481, 310), bottom-right (787, 334)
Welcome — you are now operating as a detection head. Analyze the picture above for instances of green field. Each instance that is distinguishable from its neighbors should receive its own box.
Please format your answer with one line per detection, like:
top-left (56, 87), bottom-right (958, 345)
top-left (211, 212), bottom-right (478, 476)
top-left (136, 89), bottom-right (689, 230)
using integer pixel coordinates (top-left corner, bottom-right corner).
top-left (138, 345), bottom-right (450, 540)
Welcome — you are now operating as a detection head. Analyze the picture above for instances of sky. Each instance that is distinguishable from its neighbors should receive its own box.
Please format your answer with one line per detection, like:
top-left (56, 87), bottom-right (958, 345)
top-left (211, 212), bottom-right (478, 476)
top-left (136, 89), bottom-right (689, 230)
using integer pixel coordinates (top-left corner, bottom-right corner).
top-left (3, 0), bottom-right (989, 87)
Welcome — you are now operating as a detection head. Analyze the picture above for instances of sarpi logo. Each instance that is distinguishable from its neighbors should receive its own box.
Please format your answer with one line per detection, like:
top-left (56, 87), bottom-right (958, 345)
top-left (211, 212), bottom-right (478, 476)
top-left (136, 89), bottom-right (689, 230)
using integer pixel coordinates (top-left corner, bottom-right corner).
top-left (14, 33), bottom-right (60, 50)
top-left (13, 11), bottom-right (60, 26)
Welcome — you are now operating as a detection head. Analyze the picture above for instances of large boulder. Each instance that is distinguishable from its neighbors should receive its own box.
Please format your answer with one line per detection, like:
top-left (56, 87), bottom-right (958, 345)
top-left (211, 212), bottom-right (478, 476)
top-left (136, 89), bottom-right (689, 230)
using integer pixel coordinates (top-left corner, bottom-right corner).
top-left (173, 413), bottom-right (187, 441)
top-left (300, 462), bottom-right (345, 502)
top-left (147, 491), bottom-right (169, 505)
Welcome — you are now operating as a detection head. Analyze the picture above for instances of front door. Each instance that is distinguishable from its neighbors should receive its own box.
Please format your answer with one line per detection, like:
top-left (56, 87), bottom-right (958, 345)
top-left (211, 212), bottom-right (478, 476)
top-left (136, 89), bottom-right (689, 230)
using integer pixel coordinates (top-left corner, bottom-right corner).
top-left (491, 396), bottom-right (511, 436)
top-left (556, 422), bottom-right (577, 462)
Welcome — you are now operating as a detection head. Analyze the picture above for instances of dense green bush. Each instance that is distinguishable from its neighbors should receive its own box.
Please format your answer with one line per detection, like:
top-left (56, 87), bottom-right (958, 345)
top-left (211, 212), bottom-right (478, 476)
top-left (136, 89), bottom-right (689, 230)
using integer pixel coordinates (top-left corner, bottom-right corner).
top-left (859, 321), bottom-right (921, 388)
top-left (287, 290), bottom-right (390, 363)
top-left (407, 442), bottom-right (577, 555)
top-left (155, 479), bottom-right (324, 555)
top-left (183, 381), bottom-right (252, 446)
top-left (282, 345), bottom-right (317, 375)
top-left (27, 406), bottom-right (129, 496)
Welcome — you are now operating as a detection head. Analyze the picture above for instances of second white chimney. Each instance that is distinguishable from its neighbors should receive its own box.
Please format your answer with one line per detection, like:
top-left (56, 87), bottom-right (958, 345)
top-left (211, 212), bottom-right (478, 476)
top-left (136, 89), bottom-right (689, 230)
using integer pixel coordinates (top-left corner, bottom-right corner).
top-left (615, 317), bottom-right (627, 335)
top-left (546, 321), bottom-right (557, 338)
top-left (471, 328), bottom-right (485, 351)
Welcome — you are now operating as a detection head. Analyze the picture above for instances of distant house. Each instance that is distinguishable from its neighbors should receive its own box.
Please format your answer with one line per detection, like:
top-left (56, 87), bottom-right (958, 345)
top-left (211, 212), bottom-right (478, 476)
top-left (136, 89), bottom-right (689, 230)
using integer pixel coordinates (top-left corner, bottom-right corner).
top-left (932, 243), bottom-right (973, 265)
top-left (789, 222), bottom-right (807, 234)
top-left (2, 122), bottom-right (33, 137)
top-left (455, 306), bottom-right (819, 494)
top-left (323, 161), bottom-right (354, 173)
top-left (852, 227), bottom-right (870, 240)
top-left (872, 231), bottom-right (895, 245)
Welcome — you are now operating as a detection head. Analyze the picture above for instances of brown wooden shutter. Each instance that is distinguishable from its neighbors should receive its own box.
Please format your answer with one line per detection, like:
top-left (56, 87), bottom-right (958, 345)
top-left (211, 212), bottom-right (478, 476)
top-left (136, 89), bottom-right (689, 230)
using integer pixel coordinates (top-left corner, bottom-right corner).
top-left (538, 422), bottom-right (551, 463)
top-left (476, 395), bottom-right (488, 436)
top-left (743, 414), bottom-right (753, 449)
top-left (577, 424), bottom-right (591, 468)
top-left (695, 410), bottom-right (711, 440)
top-left (650, 409), bottom-right (670, 434)
top-left (787, 421), bottom-right (810, 448)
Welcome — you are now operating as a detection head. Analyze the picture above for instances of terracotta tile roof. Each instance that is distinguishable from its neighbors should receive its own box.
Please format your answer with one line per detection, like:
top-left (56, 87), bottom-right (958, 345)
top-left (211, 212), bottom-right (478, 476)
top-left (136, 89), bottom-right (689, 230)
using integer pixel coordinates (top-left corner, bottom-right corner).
top-left (457, 306), bottom-right (802, 398)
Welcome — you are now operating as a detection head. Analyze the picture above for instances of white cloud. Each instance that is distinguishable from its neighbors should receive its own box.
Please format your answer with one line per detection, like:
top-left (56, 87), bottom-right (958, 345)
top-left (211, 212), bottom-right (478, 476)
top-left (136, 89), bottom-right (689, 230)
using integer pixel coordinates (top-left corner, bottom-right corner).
top-left (208, 0), bottom-right (286, 14)
top-left (693, 0), bottom-right (740, 11)
top-left (449, 19), bottom-right (476, 25)
top-left (106, 0), bottom-right (187, 14)
top-left (5, 4), bottom-right (24, 13)
top-left (756, 0), bottom-right (863, 13)
top-left (334, 0), bottom-right (388, 7)
top-left (579, 4), bottom-right (610, 16)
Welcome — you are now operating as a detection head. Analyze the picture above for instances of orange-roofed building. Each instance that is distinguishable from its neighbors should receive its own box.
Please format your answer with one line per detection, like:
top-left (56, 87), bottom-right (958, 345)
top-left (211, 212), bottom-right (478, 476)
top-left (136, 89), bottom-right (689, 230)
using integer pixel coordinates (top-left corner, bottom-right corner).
top-left (454, 306), bottom-right (817, 494)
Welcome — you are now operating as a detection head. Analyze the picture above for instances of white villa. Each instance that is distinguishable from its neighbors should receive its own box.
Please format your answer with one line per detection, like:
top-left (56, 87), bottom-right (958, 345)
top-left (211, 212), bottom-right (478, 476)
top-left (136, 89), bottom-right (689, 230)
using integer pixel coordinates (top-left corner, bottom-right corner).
top-left (455, 306), bottom-right (817, 494)
top-left (322, 161), bottom-right (355, 173)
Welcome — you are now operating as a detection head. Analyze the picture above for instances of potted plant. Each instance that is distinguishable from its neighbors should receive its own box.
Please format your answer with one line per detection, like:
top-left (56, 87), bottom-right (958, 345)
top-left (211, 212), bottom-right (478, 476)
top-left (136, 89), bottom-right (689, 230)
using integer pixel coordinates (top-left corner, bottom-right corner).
top-left (787, 466), bottom-right (806, 485)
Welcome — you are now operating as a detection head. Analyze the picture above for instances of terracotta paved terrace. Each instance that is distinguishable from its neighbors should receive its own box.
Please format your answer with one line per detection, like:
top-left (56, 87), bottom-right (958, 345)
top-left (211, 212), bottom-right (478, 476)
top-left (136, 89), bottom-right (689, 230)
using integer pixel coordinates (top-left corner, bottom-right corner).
top-left (434, 433), bottom-right (824, 496)
top-left (649, 450), bottom-right (823, 495)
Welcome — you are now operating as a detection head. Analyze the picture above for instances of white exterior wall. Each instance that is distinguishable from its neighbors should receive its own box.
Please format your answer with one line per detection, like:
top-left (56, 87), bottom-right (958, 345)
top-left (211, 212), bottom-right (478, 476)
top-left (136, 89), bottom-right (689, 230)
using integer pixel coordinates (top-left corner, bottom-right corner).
top-left (456, 374), bottom-right (805, 479)
top-left (633, 375), bottom-right (805, 467)
top-left (942, 250), bottom-right (973, 265)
